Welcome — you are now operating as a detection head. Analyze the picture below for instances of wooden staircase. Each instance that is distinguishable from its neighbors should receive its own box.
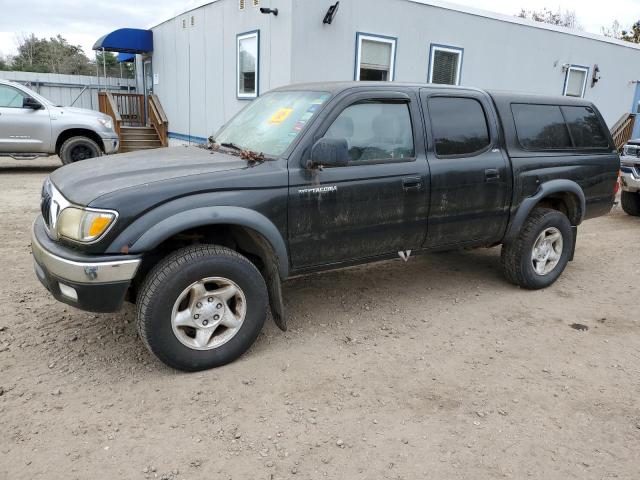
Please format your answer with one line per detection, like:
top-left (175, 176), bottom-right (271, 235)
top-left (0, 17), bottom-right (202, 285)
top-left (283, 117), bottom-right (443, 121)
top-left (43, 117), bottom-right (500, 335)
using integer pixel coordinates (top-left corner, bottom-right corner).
top-left (98, 91), bottom-right (169, 153)
top-left (119, 126), bottom-right (163, 153)
top-left (611, 112), bottom-right (636, 151)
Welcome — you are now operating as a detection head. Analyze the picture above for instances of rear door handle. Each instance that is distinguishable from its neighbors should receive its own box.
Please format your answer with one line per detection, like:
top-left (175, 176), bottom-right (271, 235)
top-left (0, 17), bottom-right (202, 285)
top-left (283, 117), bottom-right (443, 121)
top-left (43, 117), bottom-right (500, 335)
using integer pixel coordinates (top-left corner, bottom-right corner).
top-left (402, 177), bottom-right (423, 192)
top-left (485, 168), bottom-right (500, 182)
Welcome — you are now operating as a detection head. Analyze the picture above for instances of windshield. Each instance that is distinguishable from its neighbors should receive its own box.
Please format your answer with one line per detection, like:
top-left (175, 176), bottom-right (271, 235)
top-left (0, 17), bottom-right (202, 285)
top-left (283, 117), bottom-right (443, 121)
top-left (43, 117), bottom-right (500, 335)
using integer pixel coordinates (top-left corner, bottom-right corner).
top-left (214, 91), bottom-right (331, 156)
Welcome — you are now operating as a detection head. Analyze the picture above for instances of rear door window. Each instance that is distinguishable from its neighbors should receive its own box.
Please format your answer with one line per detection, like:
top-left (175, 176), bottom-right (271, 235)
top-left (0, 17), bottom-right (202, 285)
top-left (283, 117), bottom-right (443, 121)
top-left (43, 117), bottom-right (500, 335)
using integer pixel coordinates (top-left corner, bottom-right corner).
top-left (428, 97), bottom-right (491, 157)
top-left (560, 106), bottom-right (609, 149)
top-left (511, 104), bottom-right (572, 150)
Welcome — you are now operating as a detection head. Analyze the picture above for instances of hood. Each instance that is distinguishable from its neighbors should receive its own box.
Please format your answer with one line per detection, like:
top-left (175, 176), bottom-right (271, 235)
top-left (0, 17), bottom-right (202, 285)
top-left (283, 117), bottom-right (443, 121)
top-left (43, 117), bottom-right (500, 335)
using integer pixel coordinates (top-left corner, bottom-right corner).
top-left (50, 146), bottom-right (250, 205)
top-left (52, 105), bottom-right (110, 121)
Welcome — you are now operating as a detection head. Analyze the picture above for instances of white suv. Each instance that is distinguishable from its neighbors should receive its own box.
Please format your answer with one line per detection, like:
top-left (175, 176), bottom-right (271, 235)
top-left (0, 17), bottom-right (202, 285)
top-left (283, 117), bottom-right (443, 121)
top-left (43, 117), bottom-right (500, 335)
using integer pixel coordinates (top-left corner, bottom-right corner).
top-left (0, 79), bottom-right (119, 164)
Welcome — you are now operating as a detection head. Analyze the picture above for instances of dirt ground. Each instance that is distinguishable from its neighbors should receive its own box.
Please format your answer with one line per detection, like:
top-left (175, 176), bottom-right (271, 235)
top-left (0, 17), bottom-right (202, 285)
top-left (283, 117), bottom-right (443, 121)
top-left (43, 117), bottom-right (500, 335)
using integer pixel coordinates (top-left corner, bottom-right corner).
top-left (0, 156), bottom-right (639, 480)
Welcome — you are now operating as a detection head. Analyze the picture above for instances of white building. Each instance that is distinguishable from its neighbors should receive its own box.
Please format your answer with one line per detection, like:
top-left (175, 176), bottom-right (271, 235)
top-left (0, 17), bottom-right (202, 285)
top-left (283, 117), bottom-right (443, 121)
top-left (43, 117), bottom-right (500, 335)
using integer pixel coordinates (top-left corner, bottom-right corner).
top-left (112, 0), bottom-right (640, 144)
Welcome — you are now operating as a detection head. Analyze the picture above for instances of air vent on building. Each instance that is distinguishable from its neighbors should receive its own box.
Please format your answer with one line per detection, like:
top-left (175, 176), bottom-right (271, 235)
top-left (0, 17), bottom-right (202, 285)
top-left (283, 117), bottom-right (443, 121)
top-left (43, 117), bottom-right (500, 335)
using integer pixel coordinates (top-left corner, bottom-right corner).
top-left (253, 0), bottom-right (260, 6)
top-left (182, 18), bottom-right (187, 29)
top-left (239, 0), bottom-right (245, 10)
top-left (191, 15), bottom-right (195, 26)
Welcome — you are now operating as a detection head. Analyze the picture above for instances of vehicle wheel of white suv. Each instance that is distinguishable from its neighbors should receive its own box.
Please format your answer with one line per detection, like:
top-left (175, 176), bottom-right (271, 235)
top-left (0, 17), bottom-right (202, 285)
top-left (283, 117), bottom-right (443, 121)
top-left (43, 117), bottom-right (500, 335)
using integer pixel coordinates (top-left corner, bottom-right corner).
top-left (621, 191), bottom-right (640, 216)
top-left (59, 136), bottom-right (102, 165)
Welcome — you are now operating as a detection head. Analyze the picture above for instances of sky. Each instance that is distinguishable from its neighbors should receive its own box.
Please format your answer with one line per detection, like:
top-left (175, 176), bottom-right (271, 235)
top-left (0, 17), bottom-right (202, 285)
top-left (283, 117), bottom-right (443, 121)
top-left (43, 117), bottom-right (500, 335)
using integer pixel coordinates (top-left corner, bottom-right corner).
top-left (0, 0), bottom-right (638, 57)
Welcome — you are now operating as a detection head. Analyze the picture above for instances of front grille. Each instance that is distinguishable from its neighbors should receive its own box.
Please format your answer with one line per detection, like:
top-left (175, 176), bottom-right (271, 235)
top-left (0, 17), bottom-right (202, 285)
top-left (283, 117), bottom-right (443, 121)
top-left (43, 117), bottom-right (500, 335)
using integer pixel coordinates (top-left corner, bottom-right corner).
top-left (41, 180), bottom-right (52, 228)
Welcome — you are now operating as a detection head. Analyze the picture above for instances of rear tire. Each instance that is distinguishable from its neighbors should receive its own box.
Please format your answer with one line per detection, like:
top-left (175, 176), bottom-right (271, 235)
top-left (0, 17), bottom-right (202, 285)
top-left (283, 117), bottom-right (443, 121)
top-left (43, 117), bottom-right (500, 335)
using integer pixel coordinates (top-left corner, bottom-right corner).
top-left (136, 245), bottom-right (268, 371)
top-left (59, 136), bottom-right (102, 165)
top-left (501, 208), bottom-right (572, 290)
top-left (621, 191), bottom-right (640, 216)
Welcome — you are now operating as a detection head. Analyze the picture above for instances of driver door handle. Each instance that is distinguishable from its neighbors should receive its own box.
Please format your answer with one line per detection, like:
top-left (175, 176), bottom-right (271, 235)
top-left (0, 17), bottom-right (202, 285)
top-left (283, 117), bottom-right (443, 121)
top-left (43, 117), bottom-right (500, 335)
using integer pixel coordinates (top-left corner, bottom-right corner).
top-left (485, 168), bottom-right (500, 182)
top-left (402, 177), bottom-right (423, 192)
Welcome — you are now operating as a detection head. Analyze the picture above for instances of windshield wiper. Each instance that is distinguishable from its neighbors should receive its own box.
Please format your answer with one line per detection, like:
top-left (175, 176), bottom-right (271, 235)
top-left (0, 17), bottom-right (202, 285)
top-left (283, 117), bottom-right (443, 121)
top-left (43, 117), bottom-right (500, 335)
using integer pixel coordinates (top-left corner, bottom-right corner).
top-left (220, 142), bottom-right (242, 151)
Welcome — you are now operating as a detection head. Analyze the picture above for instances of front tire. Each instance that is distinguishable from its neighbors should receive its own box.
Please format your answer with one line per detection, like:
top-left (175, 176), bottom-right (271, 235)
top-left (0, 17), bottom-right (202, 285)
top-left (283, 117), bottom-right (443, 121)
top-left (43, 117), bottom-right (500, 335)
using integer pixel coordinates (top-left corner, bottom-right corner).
top-left (59, 136), bottom-right (102, 165)
top-left (501, 208), bottom-right (572, 290)
top-left (621, 191), bottom-right (640, 216)
top-left (136, 245), bottom-right (268, 371)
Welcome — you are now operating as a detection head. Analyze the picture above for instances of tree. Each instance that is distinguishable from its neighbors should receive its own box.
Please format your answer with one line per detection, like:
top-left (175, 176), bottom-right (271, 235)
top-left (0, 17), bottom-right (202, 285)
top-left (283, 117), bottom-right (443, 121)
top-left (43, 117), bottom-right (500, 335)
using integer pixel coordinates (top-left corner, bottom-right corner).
top-left (95, 51), bottom-right (134, 78)
top-left (601, 20), bottom-right (623, 38)
top-left (517, 8), bottom-right (582, 30)
top-left (601, 20), bottom-right (640, 43)
top-left (11, 33), bottom-right (93, 75)
top-left (620, 21), bottom-right (640, 43)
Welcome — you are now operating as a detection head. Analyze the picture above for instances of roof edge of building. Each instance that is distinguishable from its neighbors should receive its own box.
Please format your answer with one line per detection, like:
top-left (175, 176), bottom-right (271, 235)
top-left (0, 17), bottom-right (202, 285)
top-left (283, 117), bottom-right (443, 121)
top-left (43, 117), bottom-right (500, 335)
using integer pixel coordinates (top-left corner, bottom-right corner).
top-left (407, 0), bottom-right (640, 51)
top-left (147, 0), bottom-right (222, 30)
top-left (147, 0), bottom-right (640, 53)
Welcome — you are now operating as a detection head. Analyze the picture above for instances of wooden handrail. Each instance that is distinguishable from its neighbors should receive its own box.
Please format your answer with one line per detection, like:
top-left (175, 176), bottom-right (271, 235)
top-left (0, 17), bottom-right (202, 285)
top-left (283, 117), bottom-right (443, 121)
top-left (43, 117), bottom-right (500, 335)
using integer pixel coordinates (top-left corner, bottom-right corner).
top-left (611, 113), bottom-right (636, 151)
top-left (98, 91), bottom-right (122, 137)
top-left (148, 94), bottom-right (169, 147)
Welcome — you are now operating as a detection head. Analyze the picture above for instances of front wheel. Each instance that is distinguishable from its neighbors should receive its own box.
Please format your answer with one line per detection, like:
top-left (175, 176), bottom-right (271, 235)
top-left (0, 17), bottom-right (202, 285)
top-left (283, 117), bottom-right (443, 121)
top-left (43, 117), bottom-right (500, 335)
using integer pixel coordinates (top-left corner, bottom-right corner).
top-left (501, 208), bottom-right (573, 290)
top-left (621, 190), bottom-right (640, 216)
top-left (59, 136), bottom-right (102, 165)
top-left (136, 245), bottom-right (268, 371)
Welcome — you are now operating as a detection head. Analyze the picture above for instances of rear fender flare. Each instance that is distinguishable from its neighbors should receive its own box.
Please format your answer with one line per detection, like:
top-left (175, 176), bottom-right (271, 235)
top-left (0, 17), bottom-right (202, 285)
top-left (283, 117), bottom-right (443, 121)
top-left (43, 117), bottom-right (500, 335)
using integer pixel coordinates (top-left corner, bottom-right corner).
top-left (504, 179), bottom-right (586, 243)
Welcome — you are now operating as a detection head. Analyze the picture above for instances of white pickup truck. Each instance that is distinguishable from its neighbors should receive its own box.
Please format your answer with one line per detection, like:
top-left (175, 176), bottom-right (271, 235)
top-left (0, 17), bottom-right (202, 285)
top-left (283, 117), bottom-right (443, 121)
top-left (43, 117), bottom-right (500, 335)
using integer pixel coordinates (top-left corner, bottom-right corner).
top-left (0, 79), bottom-right (119, 164)
top-left (620, 139), bottom-right (640, 216)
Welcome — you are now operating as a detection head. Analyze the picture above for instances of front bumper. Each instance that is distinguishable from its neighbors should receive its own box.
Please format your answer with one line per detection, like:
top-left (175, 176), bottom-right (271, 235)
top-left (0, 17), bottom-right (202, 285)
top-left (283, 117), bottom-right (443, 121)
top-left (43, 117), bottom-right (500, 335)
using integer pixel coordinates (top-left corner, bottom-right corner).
top-left (620, 156), bottom-right (640, 192)
top-left (99, 133), bottom-right (120, 154)
top-left (31, 216), bottom-right (141, 312)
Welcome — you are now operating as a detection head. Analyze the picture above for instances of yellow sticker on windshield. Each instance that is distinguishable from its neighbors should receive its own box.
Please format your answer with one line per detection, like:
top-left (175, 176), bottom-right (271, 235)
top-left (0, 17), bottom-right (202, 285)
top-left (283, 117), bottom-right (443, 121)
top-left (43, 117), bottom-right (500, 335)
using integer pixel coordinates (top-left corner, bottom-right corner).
top-left (269, 108), bottom-right (293, 124)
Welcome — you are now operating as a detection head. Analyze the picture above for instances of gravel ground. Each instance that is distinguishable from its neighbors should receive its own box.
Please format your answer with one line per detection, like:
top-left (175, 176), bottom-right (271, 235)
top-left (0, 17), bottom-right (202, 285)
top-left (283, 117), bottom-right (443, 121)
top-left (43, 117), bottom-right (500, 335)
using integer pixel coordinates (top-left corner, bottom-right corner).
top-left (1, 156), bottom-right (639, 480)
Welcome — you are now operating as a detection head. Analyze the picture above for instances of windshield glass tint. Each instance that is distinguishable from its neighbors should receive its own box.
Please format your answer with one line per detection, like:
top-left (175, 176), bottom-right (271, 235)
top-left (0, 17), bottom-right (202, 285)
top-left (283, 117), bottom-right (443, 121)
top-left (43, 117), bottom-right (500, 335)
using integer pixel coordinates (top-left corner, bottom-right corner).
top-left (214, 91), bottom-right (330, 156)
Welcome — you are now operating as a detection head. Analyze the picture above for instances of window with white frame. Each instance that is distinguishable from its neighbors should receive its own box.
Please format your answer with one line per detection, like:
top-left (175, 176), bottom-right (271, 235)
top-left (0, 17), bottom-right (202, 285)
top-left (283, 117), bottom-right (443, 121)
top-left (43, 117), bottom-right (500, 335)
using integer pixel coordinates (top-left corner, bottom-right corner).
top-left (429, 45), bottom-right (463, 85)
top-left (563, 65), bottom-right (588, 98)
top-left (355, 33), bottom-right (396, 82)
top-left (237, 31), bottom-right (259, 99)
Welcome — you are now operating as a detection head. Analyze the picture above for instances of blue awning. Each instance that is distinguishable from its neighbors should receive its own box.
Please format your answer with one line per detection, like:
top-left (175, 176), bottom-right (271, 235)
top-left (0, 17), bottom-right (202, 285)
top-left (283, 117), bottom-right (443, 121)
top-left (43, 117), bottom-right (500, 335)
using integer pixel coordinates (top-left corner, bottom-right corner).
top-left (117, 53), bottom-right (136, 63)
top-left (93, 28), bottom-right (153, 54)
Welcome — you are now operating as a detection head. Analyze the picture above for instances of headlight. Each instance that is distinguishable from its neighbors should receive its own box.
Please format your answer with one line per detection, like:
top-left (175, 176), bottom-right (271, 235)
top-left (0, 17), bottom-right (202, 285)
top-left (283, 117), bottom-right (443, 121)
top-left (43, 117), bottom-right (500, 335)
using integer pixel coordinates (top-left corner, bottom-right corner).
top-left (57, 207), bottom-right (117, 243)
top-left (97, 117), bottom-right (113, 130)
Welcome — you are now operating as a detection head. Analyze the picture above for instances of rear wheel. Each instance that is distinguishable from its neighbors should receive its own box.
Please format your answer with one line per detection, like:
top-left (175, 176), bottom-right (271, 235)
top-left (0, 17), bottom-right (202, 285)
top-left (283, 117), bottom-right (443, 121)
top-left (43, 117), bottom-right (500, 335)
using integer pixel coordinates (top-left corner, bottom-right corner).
top-left (621, 191), bottom-right (640, 216)
top-left (136, 245), bottom-right (268, 371)
top-left (59, 136), bottom-right (102, 165)
top-left (501, 208), bottom-right (572, 289)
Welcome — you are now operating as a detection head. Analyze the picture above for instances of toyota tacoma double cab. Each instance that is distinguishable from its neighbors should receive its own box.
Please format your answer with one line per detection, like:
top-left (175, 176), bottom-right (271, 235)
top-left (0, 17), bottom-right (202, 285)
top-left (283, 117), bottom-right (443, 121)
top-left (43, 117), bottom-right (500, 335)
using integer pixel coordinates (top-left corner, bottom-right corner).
top-left (0, 79), bottom-right (119, 164)
top-left (620, 139), bottom-right (640, 216)
top-left (31, 82), bottom-right (619, 371)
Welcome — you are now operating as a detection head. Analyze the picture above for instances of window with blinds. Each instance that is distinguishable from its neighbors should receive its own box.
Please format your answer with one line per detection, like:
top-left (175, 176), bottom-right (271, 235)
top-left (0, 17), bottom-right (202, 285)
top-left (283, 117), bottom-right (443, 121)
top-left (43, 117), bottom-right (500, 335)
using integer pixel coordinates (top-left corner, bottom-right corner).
top-left (237, 31), bottom-right (259, 98)
top-left (356, 34), bottom-right (396, 82)
top-left (429, 45), bottom-right (463, 86)
top-left (563, 66), bottom-right (588, 97)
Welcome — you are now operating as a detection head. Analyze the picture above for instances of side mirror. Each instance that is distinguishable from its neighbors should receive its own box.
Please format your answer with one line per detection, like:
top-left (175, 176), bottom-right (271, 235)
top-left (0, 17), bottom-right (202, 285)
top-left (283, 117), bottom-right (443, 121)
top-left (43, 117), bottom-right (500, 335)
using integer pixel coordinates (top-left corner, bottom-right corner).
top-left (307, 137), bottom-right (349, 169)
top-left (23, 97), bottom-right (42, 110)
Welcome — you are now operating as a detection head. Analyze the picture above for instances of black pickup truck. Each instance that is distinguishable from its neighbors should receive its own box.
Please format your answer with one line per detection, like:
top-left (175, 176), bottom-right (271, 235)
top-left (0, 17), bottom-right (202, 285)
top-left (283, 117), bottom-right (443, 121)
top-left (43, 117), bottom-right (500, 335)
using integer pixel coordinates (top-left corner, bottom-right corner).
top-left (32, 82), bottom-right (619, 371)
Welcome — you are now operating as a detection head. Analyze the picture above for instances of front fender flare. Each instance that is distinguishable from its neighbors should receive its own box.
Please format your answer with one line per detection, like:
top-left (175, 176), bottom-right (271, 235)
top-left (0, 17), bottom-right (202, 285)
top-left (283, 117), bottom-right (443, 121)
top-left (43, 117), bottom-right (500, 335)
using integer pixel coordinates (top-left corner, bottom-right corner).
top-left (504, 179), bottom-right (586, 243)
top-left (118, 206), bottom-right (289, 278)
